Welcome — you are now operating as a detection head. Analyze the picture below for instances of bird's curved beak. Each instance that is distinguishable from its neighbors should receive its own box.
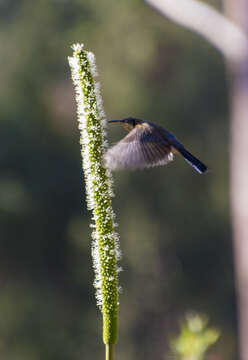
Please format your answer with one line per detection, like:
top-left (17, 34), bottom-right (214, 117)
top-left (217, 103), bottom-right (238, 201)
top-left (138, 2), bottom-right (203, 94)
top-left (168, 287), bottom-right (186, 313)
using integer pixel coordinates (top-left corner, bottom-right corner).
top-left (108, 120), bottom-right (122, 124)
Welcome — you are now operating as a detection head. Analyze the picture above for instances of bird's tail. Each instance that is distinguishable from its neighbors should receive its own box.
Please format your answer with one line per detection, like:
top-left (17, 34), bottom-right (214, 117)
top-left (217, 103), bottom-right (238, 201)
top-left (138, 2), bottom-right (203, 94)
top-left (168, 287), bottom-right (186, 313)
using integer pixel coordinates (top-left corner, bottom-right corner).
top-left (177, 147), bottom-right (208, 174)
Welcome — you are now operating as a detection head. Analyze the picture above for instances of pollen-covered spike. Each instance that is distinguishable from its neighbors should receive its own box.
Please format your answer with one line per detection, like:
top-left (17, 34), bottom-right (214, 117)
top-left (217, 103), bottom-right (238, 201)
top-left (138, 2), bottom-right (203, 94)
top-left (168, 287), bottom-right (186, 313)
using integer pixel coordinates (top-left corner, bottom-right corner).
top-left (68, 44), bottom-right (121, 346)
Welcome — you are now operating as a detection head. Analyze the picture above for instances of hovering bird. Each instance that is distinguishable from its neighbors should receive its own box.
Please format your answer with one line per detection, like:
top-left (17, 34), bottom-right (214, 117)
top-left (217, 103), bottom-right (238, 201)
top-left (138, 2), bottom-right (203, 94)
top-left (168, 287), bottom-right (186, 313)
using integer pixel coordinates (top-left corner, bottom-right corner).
top-left (104, 117), bottom-right (207, 174)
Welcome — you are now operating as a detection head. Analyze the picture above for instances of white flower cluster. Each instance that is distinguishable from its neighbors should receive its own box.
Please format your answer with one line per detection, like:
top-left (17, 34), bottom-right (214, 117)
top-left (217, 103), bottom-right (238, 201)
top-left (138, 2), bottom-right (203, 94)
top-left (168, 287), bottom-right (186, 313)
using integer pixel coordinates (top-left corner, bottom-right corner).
top-left (68, 44), bottom-right (121, 310)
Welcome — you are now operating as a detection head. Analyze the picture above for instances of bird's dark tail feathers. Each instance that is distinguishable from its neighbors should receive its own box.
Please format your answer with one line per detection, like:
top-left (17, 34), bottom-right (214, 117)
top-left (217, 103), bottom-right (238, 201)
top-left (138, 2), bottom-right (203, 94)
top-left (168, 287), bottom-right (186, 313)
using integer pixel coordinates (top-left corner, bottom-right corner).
top-left (177, 147), bottom-right (208, 174)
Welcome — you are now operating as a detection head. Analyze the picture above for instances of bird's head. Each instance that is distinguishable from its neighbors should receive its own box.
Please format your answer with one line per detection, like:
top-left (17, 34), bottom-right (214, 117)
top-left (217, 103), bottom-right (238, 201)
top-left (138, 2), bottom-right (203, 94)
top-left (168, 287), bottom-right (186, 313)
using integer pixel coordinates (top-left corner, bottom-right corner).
top-left (109, 117), bottom-right (143, 131)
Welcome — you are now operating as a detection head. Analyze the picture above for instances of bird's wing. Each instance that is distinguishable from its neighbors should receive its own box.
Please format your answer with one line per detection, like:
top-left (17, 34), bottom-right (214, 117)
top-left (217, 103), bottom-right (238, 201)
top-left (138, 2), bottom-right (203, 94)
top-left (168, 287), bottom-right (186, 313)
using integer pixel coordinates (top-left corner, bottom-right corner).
top-left (104, 124), bottom-right (174, 170)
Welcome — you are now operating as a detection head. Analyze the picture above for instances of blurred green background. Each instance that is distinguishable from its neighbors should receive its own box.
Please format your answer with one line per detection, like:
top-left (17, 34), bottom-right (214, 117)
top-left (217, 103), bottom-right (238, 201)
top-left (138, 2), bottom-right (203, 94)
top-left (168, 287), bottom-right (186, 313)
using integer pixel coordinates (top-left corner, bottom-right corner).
top-left (0, 0), bottom-right (235, 359)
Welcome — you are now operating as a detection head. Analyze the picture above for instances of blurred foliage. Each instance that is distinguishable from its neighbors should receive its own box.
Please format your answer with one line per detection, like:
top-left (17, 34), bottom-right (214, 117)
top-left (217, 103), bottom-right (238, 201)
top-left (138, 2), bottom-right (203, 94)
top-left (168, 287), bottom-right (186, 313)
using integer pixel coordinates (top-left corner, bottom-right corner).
top-left (169, 313), bottom-right (220, 360)
top-left (0, 0), bottom-right (236, 359)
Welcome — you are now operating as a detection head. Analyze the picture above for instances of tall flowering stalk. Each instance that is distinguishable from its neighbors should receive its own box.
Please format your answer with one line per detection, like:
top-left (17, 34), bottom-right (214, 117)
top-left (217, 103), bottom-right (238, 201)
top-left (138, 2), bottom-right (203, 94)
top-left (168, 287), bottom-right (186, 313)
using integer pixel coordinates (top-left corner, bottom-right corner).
top-left (68, 44), bottom-right (120, 359)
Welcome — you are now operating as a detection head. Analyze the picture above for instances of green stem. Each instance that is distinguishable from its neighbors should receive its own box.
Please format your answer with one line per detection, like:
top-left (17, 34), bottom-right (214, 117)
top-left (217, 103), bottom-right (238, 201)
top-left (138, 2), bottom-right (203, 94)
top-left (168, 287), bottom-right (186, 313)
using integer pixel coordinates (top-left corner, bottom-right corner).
top-left (105, 344), bottom-right (114, 360)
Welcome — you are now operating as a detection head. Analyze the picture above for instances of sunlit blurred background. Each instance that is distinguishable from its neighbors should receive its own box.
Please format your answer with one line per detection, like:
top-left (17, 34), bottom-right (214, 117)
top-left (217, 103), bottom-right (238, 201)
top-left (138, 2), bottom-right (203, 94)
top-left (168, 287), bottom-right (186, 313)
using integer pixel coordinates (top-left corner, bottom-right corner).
top-left (0, 0), bottom-right (235, 359)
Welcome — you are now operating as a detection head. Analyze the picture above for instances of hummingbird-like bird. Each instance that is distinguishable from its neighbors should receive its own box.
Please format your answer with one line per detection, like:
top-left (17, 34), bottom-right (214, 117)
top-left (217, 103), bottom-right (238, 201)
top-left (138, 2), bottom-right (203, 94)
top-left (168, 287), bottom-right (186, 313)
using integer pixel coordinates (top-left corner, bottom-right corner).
top-left (104, 117), bottom-right (207, 174)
